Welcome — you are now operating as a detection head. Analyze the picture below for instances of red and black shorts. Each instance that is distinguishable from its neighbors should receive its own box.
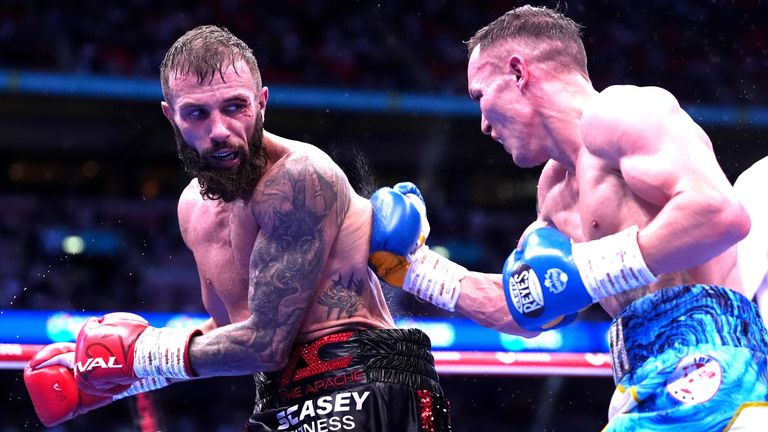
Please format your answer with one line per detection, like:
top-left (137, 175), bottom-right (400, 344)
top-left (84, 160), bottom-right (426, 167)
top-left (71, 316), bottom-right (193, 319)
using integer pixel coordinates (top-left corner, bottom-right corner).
top-left (245, 328), bottom-right (451, 431)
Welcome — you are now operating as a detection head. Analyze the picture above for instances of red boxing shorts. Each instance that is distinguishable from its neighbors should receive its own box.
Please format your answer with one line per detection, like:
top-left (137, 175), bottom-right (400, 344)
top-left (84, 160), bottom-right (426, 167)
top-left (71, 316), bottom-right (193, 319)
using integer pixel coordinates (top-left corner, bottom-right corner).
top-left (245, 328), bottom-right (451, 431)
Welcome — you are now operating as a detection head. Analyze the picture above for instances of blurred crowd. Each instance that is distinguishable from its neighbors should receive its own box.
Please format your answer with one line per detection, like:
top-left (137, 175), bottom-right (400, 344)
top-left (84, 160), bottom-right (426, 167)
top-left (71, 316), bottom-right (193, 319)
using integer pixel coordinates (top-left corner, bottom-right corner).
top-left (0, 195), bottom-right (199, 313)
top-left (1, 0), bottom-right (766, 103)
top-left (0, 2), bottom-right (763, 430)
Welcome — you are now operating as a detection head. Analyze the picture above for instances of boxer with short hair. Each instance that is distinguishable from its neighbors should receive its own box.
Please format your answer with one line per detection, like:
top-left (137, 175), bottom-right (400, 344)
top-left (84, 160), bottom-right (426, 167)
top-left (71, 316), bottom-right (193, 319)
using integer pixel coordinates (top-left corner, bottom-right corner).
top-left (734, 156), bottom-right (768, 325)
top-left (371, 5), bottom-right (768, 431)
top-left (465, 6), bottom-right (768, 430)
top-left (24, 25), bottom-right (451, 431)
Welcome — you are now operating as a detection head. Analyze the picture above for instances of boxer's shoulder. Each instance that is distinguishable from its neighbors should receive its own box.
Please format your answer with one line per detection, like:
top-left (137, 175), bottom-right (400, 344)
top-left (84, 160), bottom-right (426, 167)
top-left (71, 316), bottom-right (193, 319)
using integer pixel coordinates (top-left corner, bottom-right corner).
top-left (253, 144), bottom-right (349, 223)
top-left (593, 85), bottom-right (677, 109)
top-left (584, 86), bottom-right (679, 130)
top-left (265, 142), bottom-right (338, 178)
top-left (263, 131), bottom-right (335, 170)
top-left (582, 86), bottom-right (680, 161)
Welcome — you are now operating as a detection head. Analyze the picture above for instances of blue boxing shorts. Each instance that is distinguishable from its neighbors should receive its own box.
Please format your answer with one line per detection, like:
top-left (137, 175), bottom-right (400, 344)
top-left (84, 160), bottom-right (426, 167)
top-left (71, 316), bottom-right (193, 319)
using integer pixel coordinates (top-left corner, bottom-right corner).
top-left (245, 328), bottom-right (451, 432)
top-left (604, 285), bottom-right (768, 431)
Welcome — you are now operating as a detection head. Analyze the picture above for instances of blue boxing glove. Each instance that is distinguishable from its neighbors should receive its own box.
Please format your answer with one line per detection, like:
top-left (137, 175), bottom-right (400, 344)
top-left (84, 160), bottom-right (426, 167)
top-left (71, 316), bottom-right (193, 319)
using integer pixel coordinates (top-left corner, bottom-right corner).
top-left (369, 182), bottom-right (467, 311)
top-left (369, 182), bottom-right (428, 287)
top-left (503, 226), bottom-right (657, 332)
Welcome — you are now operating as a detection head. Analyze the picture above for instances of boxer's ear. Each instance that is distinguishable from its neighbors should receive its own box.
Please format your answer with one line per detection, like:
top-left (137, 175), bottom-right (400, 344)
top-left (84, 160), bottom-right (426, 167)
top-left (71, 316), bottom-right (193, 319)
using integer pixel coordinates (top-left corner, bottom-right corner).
top-left (508, 55), bottom-right (529, 89)
top-left (161, 101), bottom-right (174, 125)
top-left (257, 86), bottom-right (269, 122)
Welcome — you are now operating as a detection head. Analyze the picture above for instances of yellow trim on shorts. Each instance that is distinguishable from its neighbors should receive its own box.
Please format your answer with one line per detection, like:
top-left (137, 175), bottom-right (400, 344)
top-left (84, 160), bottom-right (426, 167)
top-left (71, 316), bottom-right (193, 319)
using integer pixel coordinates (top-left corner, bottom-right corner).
top-left (615, 384), bottom-right (641, 403)
top-left (722, 401), bottom-right (768, 431)
top-left (600, 385), bottom-right (642, 431)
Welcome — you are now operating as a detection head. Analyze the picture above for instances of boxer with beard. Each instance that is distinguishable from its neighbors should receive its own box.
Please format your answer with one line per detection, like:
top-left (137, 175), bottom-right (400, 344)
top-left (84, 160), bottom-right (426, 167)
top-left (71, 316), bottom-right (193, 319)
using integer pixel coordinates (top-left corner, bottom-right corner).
top-left (173, 114), bottom-right (266, 203)
top-left (23, 25), bottom-right (451, 431)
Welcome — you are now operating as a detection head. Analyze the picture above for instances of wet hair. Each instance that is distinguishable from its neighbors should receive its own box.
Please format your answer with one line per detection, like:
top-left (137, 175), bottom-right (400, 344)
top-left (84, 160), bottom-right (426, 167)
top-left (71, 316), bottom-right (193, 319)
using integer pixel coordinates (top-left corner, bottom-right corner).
top-left (466, 5), bottom-right (588, 76)
top-left (160, 25), bottom-right (261, 101)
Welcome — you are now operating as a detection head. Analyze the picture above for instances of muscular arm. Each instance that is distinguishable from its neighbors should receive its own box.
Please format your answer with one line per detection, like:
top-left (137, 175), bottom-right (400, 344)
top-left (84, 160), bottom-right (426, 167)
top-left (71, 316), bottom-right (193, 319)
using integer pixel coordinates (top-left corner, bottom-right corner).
top-left (583, 87), bottom-right (750, 275)
top-left (454, 272), bottom-right (538, 336)
top-left (454, 218), bottom-right (547, 336)
top-left (187, 155), bottom-right (349, 376)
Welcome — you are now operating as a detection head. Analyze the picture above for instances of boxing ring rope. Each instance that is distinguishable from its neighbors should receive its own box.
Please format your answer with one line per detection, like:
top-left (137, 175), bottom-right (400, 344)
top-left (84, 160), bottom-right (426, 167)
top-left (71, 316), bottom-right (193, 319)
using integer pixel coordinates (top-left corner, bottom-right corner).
top-left (432, 350), bottom-right (612, 377)
top-left (0, 343), bottom-right (613, 377)
top-left (0, 311), bottom-right (614, 377)
top-left (0, 344), bottom-right (44, 370)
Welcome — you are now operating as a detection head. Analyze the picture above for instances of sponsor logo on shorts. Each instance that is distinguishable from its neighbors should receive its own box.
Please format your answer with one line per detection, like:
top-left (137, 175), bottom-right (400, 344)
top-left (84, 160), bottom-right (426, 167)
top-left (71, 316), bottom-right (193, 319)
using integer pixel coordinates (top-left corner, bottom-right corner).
top-left (507, 264), bottom-right (545, 317)
top-left (665, 354), bottom-right (722, 404)
top-left (544, 269), bottom-right (568, 294)
top-left (276, 390), bottom-right (370, 431)
top-left (279, 369), bottom-right (367, 402)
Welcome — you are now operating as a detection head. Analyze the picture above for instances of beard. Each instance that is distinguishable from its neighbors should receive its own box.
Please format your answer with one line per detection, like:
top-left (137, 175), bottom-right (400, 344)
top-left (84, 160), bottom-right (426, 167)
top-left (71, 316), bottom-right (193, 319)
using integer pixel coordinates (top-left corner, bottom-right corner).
top-left (175, 114), bottom-right (266, 202)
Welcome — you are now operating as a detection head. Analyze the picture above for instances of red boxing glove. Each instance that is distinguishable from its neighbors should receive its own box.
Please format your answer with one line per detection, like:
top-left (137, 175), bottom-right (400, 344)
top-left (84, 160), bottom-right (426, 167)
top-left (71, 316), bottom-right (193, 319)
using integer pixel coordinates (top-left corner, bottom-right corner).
top-left (75, 312), bottom-right (199, 397)
top-left (24, 342), bottom-right (112, 427)
top-left (25, 341), bottom-right (176, 426)
top-left (74, 312), bottom-right (149, 396)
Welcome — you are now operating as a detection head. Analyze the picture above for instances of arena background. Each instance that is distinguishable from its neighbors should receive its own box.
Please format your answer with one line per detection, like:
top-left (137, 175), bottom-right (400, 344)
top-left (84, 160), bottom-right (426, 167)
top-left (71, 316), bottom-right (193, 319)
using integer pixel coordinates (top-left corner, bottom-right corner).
top-left (0, 1), bottom-right (766, 430)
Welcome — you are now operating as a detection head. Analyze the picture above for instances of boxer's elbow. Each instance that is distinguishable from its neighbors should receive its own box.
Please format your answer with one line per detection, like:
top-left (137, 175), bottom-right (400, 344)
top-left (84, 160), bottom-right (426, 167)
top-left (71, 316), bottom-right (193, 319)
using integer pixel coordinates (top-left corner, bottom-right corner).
top-left (246, 347), bottom-right (289, 373)
top-left (259, 355), bottom-right (289, 372)
top-left (662, 188), bottom-right (751, 264)
top-left (489, 314), bottom-right (541, 338)
top-left (250, 339), bottom-right (291, 372)
top-left (494, 322), bottom-right (541, 339)
top-left (239, 321), bottom-right (292, 372)
top-left (703, 192), bottom-right (751, 245)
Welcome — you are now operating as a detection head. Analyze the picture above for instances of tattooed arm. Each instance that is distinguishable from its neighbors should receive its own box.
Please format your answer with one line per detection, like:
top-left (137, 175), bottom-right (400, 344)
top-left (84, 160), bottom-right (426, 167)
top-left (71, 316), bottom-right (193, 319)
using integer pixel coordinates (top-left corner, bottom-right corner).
top-left (186, 154), bottom-right (350, 376)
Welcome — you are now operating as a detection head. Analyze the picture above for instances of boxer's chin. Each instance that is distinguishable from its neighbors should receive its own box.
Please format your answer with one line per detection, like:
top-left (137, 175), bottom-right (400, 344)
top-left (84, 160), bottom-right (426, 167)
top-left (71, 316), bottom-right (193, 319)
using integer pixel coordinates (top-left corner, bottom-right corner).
top-left (174, 119), bottom-right (266, 202)
top-left (190, 154), bottom-right (260, 202)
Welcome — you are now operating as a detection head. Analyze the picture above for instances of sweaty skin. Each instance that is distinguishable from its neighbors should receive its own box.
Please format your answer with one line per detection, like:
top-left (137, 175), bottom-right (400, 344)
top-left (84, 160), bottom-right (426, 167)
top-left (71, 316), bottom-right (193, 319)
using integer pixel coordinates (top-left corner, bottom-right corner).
top-left (463, 44), bottom-right (749, 321)
top-left (167, 63), bottom-right (393, 377)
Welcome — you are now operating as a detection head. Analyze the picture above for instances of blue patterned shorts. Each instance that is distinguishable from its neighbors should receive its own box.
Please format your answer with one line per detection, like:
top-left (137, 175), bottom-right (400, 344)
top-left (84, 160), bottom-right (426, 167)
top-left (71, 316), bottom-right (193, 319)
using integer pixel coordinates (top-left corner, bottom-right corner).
top-left (604, 285), bottom-right (768, 431)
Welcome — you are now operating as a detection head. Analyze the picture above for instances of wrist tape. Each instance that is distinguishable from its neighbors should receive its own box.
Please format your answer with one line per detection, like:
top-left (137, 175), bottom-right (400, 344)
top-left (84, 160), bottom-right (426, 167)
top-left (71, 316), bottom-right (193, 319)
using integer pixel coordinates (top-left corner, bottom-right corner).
top-left (404, 247), bottom-right (468, 311)
top-left (114, 376), bottom-right (173, 401)
top-left (571, 225), bottom-right (657, 301)
top-left (133, 327), bottom-right (197, 379)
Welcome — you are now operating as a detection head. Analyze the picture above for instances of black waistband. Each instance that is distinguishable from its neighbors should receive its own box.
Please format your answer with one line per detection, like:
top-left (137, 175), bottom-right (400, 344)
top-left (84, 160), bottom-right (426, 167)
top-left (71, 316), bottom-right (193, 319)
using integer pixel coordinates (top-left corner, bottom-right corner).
top-left (253, 328), bottom-right (441, 409)
top-left (609, 285), bottom-right (768, 383)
